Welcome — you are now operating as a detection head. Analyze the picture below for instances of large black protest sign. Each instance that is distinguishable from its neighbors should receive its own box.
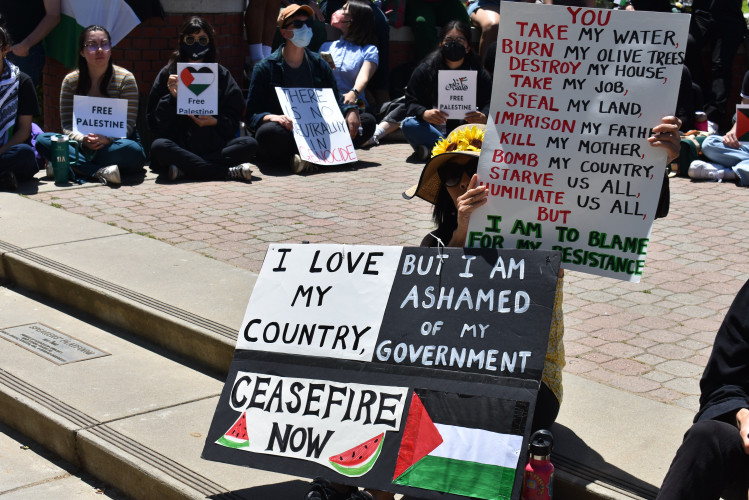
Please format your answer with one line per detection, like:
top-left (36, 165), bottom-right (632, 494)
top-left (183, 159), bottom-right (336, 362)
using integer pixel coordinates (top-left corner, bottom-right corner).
top-left (203, 244), bottom-right (560, 500)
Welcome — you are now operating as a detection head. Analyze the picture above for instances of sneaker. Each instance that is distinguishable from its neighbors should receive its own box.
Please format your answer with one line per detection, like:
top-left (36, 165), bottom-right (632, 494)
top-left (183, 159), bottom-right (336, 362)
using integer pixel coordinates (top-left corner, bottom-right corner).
top-left (94, 165), bottom-right (121, 185)
top-left (707, 120), bottom-right (719, 135)
top-left (45, 161), bottom-right (54, 178)
top-left (0, 170), bottom-right (18, 191)
top-left (415, 144), bottom-right (430, 161)
top-left (290, 154), bottom-right (317, 174)
top-left (361, 135), bottom-right (379, 148)
top-left (304, 477), bottom-right (350, 500)
top-left (167, 164), bottom-right (185, 182)
top-left (688, 160), bottom-right (734, 182)
top-left (227, 163), bottom-right (253, 182)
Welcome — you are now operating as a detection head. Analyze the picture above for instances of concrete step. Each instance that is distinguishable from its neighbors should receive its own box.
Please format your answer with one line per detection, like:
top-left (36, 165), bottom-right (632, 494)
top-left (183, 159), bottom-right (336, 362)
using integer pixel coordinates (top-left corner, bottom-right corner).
top-left (0, 193), bottom-right (694, 499)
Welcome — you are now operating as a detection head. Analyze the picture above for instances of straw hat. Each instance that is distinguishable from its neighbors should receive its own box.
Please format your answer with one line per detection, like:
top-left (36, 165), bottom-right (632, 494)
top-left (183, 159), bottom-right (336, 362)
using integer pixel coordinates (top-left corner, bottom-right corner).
top-left (403, 124), bottom-right (485, 205)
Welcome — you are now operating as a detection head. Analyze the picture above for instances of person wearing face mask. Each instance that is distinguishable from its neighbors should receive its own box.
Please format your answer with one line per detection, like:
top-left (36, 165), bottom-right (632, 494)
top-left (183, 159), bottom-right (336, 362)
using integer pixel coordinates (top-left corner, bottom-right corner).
top-left (245, 4), bottom-right (369, 174)
top-left (146, 16), bottom-right (258, 183)
top-left (401, 20), bottom-right (492, 162)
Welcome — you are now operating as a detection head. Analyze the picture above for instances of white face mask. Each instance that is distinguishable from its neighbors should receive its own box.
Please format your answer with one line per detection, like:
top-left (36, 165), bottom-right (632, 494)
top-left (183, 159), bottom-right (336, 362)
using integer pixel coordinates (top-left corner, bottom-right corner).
top-left (290, 25), bottom-right (313, 48)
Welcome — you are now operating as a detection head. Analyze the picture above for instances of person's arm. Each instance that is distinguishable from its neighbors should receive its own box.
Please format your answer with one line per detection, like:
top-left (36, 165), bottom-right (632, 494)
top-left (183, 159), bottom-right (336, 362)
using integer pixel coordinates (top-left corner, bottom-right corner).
top-left (736, 408), bottom-right (749, 454)
top-left (343, 60), bottom-right (377, 105)
top-left (0, 115), bottom-right (32, 156)
top-left (211, 66), bottom-right (243, 139)
top-left (59, 73), bottom-right (86, 143)
top-left (246, 59), bottom-right (281, 130)
top-left (119, 69), bottom-right (140, 138)
top-left (11, 0), bottom-right (61, 57)
top-left (448, 174), bottom-right (489, 247)
top-left (147, 67), bottom-right (179, 136)
top-left (648, 116), bottom-right (681, 164)
top-left (405, 64), bottom-right (448, 125)
top-left (465, 66), bottom-right (491, 124)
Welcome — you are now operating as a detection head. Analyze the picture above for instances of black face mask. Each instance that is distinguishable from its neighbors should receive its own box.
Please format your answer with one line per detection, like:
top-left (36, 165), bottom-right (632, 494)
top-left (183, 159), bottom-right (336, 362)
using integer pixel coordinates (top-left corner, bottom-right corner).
top-left (441, 42), bottom-right (466, 62)
top-left (180, 41), bottom-right (211, 61)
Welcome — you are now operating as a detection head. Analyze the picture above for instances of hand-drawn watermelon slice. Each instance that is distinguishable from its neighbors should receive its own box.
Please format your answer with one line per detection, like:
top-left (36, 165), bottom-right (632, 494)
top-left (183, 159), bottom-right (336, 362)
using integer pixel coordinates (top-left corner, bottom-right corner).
top-left (329, 432), bottom-right (384, 477)
top-left (215, 412), bottom-right (249, 449)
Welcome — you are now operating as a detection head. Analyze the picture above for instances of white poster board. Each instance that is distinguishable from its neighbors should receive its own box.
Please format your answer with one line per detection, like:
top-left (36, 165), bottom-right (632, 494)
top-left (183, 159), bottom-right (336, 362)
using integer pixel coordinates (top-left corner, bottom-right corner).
top-left (438, 70), bottom-right (478, 119)
top-left (466, 4), bottom-right (690, 282)
top-left (275, 87), bottom-right (358, 166)
top-left (72, 96), bottom-right (128, 138)
top-left (236, 244), bottom-right (401, 361)
top-left (176, 62), bottom-right (218, 115)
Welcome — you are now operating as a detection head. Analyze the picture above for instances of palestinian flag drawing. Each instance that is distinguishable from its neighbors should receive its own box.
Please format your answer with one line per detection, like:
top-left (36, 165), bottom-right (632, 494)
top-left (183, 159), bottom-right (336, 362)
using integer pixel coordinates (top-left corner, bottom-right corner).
top-left (736, 105), bottom-right (749, 143)
top-left (44, 0), bottom-right (164, 68)
top-left (393, 390), bottom-right (529, 500)
top-left (180, 66), bottom-right (215, 96)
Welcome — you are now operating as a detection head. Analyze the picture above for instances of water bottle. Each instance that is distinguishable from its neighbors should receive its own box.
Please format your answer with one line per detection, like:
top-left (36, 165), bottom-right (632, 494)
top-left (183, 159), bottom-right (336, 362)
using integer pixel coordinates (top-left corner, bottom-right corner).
top-left (521, 429), bottom-right (554, 500)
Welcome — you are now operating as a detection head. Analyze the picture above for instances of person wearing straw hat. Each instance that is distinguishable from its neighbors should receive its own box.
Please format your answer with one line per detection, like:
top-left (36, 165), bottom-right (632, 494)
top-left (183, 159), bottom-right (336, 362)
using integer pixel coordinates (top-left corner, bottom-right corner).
top-left (404, 117), bottom-right (684, 431)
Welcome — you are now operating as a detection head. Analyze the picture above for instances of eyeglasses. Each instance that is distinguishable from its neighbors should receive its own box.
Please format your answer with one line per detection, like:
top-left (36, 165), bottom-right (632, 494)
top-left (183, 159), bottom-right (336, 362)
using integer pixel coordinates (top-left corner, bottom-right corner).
top-left (283, 18), bottom-right (314, 29)
top-left (185, 35), bottom-right (210, 46)
top-left (438, 162), bottom-right (477, 188)
top-left (84, 42), bottom-right (111, 52)
top-left (443, 36), bottom-right (468, 46)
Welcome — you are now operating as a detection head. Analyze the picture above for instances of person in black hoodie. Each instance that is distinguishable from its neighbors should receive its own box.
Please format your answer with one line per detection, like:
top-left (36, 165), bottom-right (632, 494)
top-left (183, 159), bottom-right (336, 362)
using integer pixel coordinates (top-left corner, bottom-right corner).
top-left (657, 279), bottom-right (749, 500)
top-left (401, 20), bottom-right (492, 161)
top-left (147, 16), bottom-right (258, 183)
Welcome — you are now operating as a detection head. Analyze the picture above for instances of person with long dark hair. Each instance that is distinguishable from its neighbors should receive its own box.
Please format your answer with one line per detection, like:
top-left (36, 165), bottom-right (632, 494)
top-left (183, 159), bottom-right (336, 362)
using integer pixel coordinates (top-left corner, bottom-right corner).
top-left (0, 24), bottom-right (39, 191)
top-left (147, 16), bottom-right (257, 182)
top-left (401, 20), bottom-right (492, 161)
top-left (35, 25), bottom-right (145, 185)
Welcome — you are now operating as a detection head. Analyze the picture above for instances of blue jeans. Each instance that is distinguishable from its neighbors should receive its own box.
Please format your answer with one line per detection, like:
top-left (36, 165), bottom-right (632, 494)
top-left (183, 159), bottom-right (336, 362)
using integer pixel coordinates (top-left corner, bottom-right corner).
top-left (701, 135), bottom-right (749, 187)
top-left (7, 44), bottom-right (45, 86)
top-left (35, 133), bottom-right (146, 178)
top-left (0, 144), bottom-right (38, 180)
top-left (400, 116), bottom-right (445, 151)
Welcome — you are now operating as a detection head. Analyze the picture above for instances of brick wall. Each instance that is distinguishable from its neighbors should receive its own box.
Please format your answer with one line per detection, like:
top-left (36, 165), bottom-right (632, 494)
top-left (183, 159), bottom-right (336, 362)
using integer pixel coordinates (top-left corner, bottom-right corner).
top-left (42, 12), bottom-right (247, 133)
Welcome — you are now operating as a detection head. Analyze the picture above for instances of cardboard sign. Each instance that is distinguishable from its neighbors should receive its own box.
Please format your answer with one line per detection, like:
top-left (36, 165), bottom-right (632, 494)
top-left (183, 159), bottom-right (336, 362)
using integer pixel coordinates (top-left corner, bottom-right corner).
top-left (275, 87), bottom-right (357, 166)
top-left (176, 62), bottom-right (218, 115)
top-left (72, 95), bottom-right (128, 138)
top-left (203, 244), bottom-right (560, 500)
top-left (466, 4), bottom-right (690, 282)
top-left (736, 104), bottom-right (749, 143)
top-left (438, 70), bottom-right (478, 119)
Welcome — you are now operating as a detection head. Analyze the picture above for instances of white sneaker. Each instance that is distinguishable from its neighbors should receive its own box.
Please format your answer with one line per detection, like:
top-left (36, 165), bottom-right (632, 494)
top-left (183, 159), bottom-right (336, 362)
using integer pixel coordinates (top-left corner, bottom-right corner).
top-left (290, 154), bottom-right (317, 174)
top-left (94, 165), bottom-right (121, 185)
top-left (227, 163), bottom-right (253, 182)
top-left (167, 164), bottom-right (185, 181)
top-left (45, 161), bottom-right (54, 178)
top-left (361, 135), bottom-right (379, 148)
top-left (415, 145), bottom-right (430, 161)
top-left (688, 160), bottom-right (734, 182)
top-left (707, 121), bottom-right (719, 135)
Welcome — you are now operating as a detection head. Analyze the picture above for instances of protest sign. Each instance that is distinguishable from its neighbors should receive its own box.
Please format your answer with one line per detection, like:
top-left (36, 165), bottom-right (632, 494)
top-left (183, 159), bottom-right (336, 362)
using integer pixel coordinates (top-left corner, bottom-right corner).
top-left (438, 70), bottom-right (478, 119)
top-left (275, 87), bottom-right (358, 166)
top-left (72, 96), bottom-right (128, 138)
top-left (736, 105), bottom-right (749, 143)
top-left (204, 244), bottom-right (560, 500)
top-left (466, 4), bottom-right (690, 282)
top-left (176, 62), bottom-right (218, 115)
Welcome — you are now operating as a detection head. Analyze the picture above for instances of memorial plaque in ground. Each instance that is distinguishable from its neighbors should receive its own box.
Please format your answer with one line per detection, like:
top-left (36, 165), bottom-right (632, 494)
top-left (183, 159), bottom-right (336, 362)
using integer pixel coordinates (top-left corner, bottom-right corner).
top-left (0, 323), bottom-right (109, 364)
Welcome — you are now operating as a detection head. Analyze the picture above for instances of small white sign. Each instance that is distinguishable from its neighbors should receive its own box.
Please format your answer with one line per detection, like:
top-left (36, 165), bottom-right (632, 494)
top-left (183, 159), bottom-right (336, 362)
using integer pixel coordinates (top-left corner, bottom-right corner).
top-left (177, 62), bottom-right (218, 115)
top-left (73, 95), bottom-right (128, 138)
top-left (438, 70), bottom-right (477, 119)
top-left (275, 87), bottom-right (357, 166)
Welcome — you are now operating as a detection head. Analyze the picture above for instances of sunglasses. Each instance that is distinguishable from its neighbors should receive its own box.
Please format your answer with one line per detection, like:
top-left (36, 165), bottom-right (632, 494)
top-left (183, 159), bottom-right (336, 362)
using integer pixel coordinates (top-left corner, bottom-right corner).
top-left (185, 35), bottom-right (210, 46)
top-left (283, 18), bottom-right (314, 29)
top-left (84, 42), bottom-right (111, 52)
top-left (443, 36), bottom-right (468, 46)
top-left (438, 162), bottom-right (477, 188)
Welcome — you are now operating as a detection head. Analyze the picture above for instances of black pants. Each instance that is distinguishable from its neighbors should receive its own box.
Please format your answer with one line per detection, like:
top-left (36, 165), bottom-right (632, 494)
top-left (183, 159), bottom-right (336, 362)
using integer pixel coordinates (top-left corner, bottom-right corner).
top-left (657, 419), bottom-right (749, 500)
top-left (149, 136), bottom-right (258, 180)
top-left (685, 9), bottom-right (747, 127)
top-left (532, 382), bottom-right (560, 433)
top-left (255, 113), bottom-right (376, 169)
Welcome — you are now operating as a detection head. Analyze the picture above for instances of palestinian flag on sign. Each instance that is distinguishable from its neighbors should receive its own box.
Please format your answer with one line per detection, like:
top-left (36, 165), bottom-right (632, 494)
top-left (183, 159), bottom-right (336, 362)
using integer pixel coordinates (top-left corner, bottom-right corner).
top-left (44, 0), bottom-right (164, 68)
top-left (393, 390), bottom-right (528, 500)
top-left (736, 105), bottom-right (749, 143)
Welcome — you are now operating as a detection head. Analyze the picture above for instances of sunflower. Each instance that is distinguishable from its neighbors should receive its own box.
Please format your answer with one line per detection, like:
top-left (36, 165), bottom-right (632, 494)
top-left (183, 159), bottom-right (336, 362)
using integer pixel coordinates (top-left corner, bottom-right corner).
top-left (461, 126), bottom-right (485, 150)
top-left (431, 137), bottom-right (452, 157)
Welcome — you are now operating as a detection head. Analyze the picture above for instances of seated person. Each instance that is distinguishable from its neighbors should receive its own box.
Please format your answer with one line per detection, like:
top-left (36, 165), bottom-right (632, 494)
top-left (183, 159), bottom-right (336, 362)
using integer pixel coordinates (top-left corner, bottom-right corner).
top-left (402, 20), bottom-right (491, 161)
top-left (246, 4), bottom-right (370, 174)
top-left (147, 17), bottom-right (257, 183)
top-left (36, 25), bottom-right (145, 185)
top-left (657, 279), bottom-right (749, 500)
top-left (688, 69), bottom-right (749, 186)
top-left (0, 25), bottom-right (40, 191)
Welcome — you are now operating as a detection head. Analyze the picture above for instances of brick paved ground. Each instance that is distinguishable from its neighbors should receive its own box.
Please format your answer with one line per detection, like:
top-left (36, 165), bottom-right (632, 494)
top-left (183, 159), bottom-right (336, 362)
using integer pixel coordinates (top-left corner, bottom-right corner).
top-left (28, 140), bottom-right (749, 413)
